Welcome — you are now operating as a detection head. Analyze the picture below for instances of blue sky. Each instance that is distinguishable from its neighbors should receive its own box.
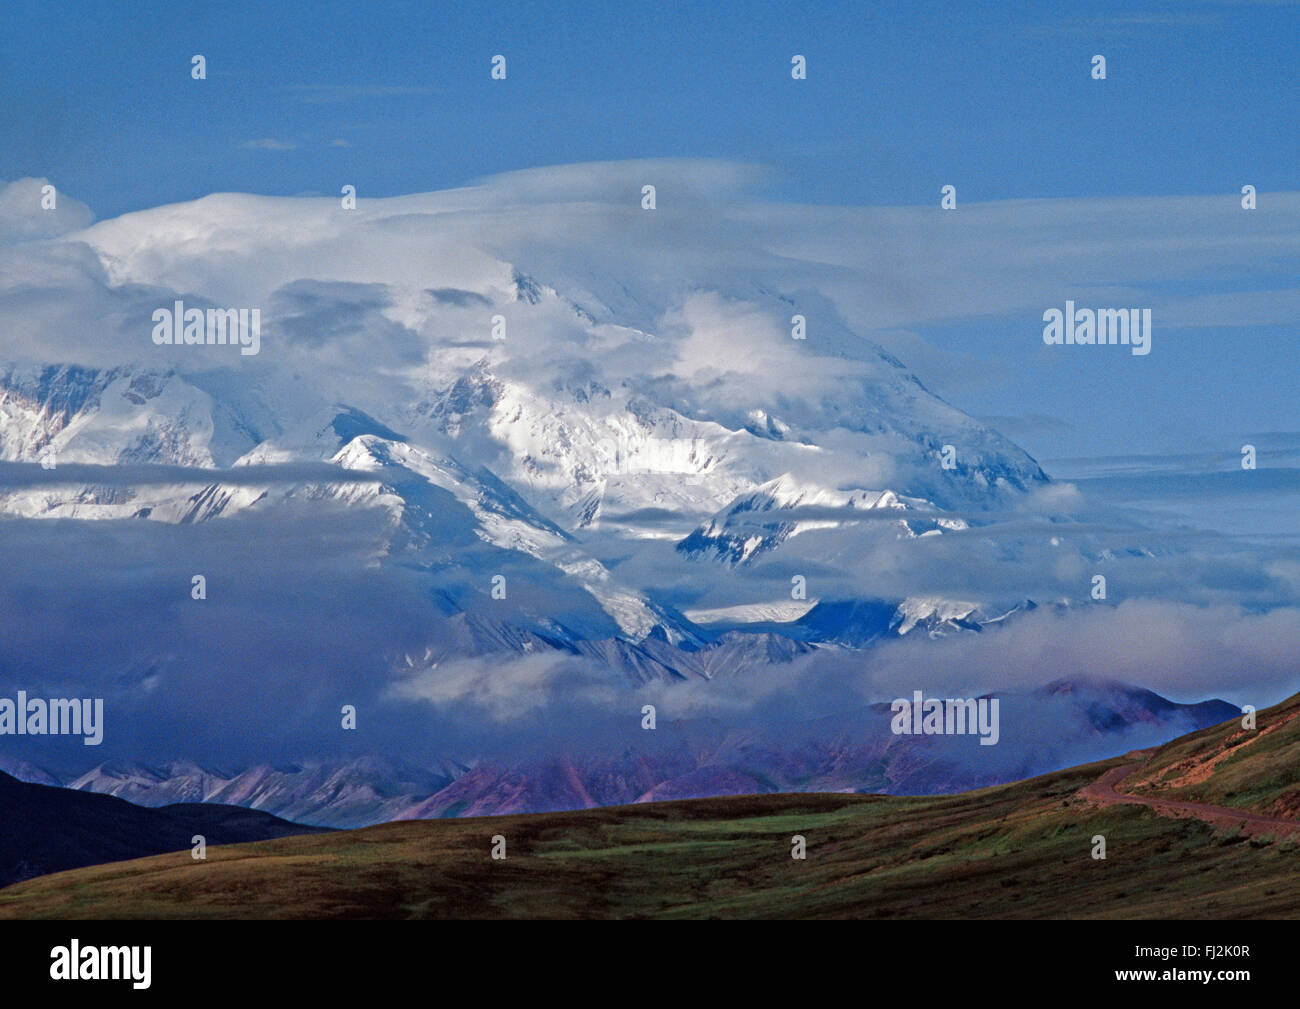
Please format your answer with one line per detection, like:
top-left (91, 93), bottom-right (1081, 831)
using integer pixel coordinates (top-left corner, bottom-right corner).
top-left (2, 0), bottom-right (1296, 217)
top-left (0, 0), bottom-right (1296, 464)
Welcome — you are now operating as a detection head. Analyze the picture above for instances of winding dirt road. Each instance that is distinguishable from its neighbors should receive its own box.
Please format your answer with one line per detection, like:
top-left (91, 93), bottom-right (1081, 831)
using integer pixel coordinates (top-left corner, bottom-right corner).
top-left (1080, 761), bottom-right (1300, 840)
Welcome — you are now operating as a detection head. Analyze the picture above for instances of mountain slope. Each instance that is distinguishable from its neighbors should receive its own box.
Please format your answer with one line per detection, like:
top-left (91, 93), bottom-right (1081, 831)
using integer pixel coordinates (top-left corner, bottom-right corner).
top-left (0, 769), bottom-right (329, 888)
top-left (0, 180), bottom-right (1057, 679)
top-left (1, 687), bottom-right (1295, 918)
top-left (64, 757), bottom-right (464, 829)
top-left (1122, 690), bottom-right (1300, 817)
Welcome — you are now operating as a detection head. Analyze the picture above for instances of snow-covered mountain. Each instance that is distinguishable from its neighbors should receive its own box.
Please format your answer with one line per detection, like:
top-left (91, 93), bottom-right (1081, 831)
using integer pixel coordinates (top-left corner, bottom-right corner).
top-left (0, 178), bottom-right (1054, 672)
top-left (0, 166), bottom-right (1189, 827)
top-left (60, 756), bottom-right (462, 829)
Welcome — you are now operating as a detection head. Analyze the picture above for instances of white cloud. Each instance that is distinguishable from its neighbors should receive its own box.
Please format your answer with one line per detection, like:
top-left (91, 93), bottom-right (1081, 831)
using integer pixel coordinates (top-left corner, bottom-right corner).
top-left (0, 178), bottom-right (94, 245)
top-left (239, 138), bottom-right (300, 151)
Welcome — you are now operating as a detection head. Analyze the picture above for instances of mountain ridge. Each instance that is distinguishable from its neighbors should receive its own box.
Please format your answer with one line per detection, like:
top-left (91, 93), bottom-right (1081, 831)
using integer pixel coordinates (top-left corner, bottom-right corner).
top-left (0, 678), bottom-right (1240, 827)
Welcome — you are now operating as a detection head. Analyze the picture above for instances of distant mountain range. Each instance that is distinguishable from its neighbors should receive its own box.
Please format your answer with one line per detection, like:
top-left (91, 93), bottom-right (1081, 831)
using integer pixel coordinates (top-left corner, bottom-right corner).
top-left (0, 678), bottom-right (1237, 828)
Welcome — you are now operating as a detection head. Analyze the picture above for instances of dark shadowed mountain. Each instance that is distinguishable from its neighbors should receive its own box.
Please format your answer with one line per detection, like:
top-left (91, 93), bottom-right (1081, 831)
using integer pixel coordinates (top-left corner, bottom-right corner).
top-left (0, 769), bottom-right (329, 887)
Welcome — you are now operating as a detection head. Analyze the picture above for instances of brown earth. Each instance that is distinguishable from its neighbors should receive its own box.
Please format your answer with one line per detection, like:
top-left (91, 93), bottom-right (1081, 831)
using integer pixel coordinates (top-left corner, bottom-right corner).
top-left (1080, 760), bottom-right (1300, 840)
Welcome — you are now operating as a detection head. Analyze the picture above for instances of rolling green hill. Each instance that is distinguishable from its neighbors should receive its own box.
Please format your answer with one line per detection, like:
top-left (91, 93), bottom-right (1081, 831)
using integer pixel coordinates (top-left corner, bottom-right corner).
top-left (0, 697), bottom-right (1296, 919)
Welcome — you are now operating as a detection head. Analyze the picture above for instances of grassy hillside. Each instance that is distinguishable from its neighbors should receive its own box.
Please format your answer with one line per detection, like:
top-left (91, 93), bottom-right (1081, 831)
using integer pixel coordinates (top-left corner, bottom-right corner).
top-left (1125, 692), bottom-right (1300, 817)
top-left (0, 745), bottom-right (1296, 919)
